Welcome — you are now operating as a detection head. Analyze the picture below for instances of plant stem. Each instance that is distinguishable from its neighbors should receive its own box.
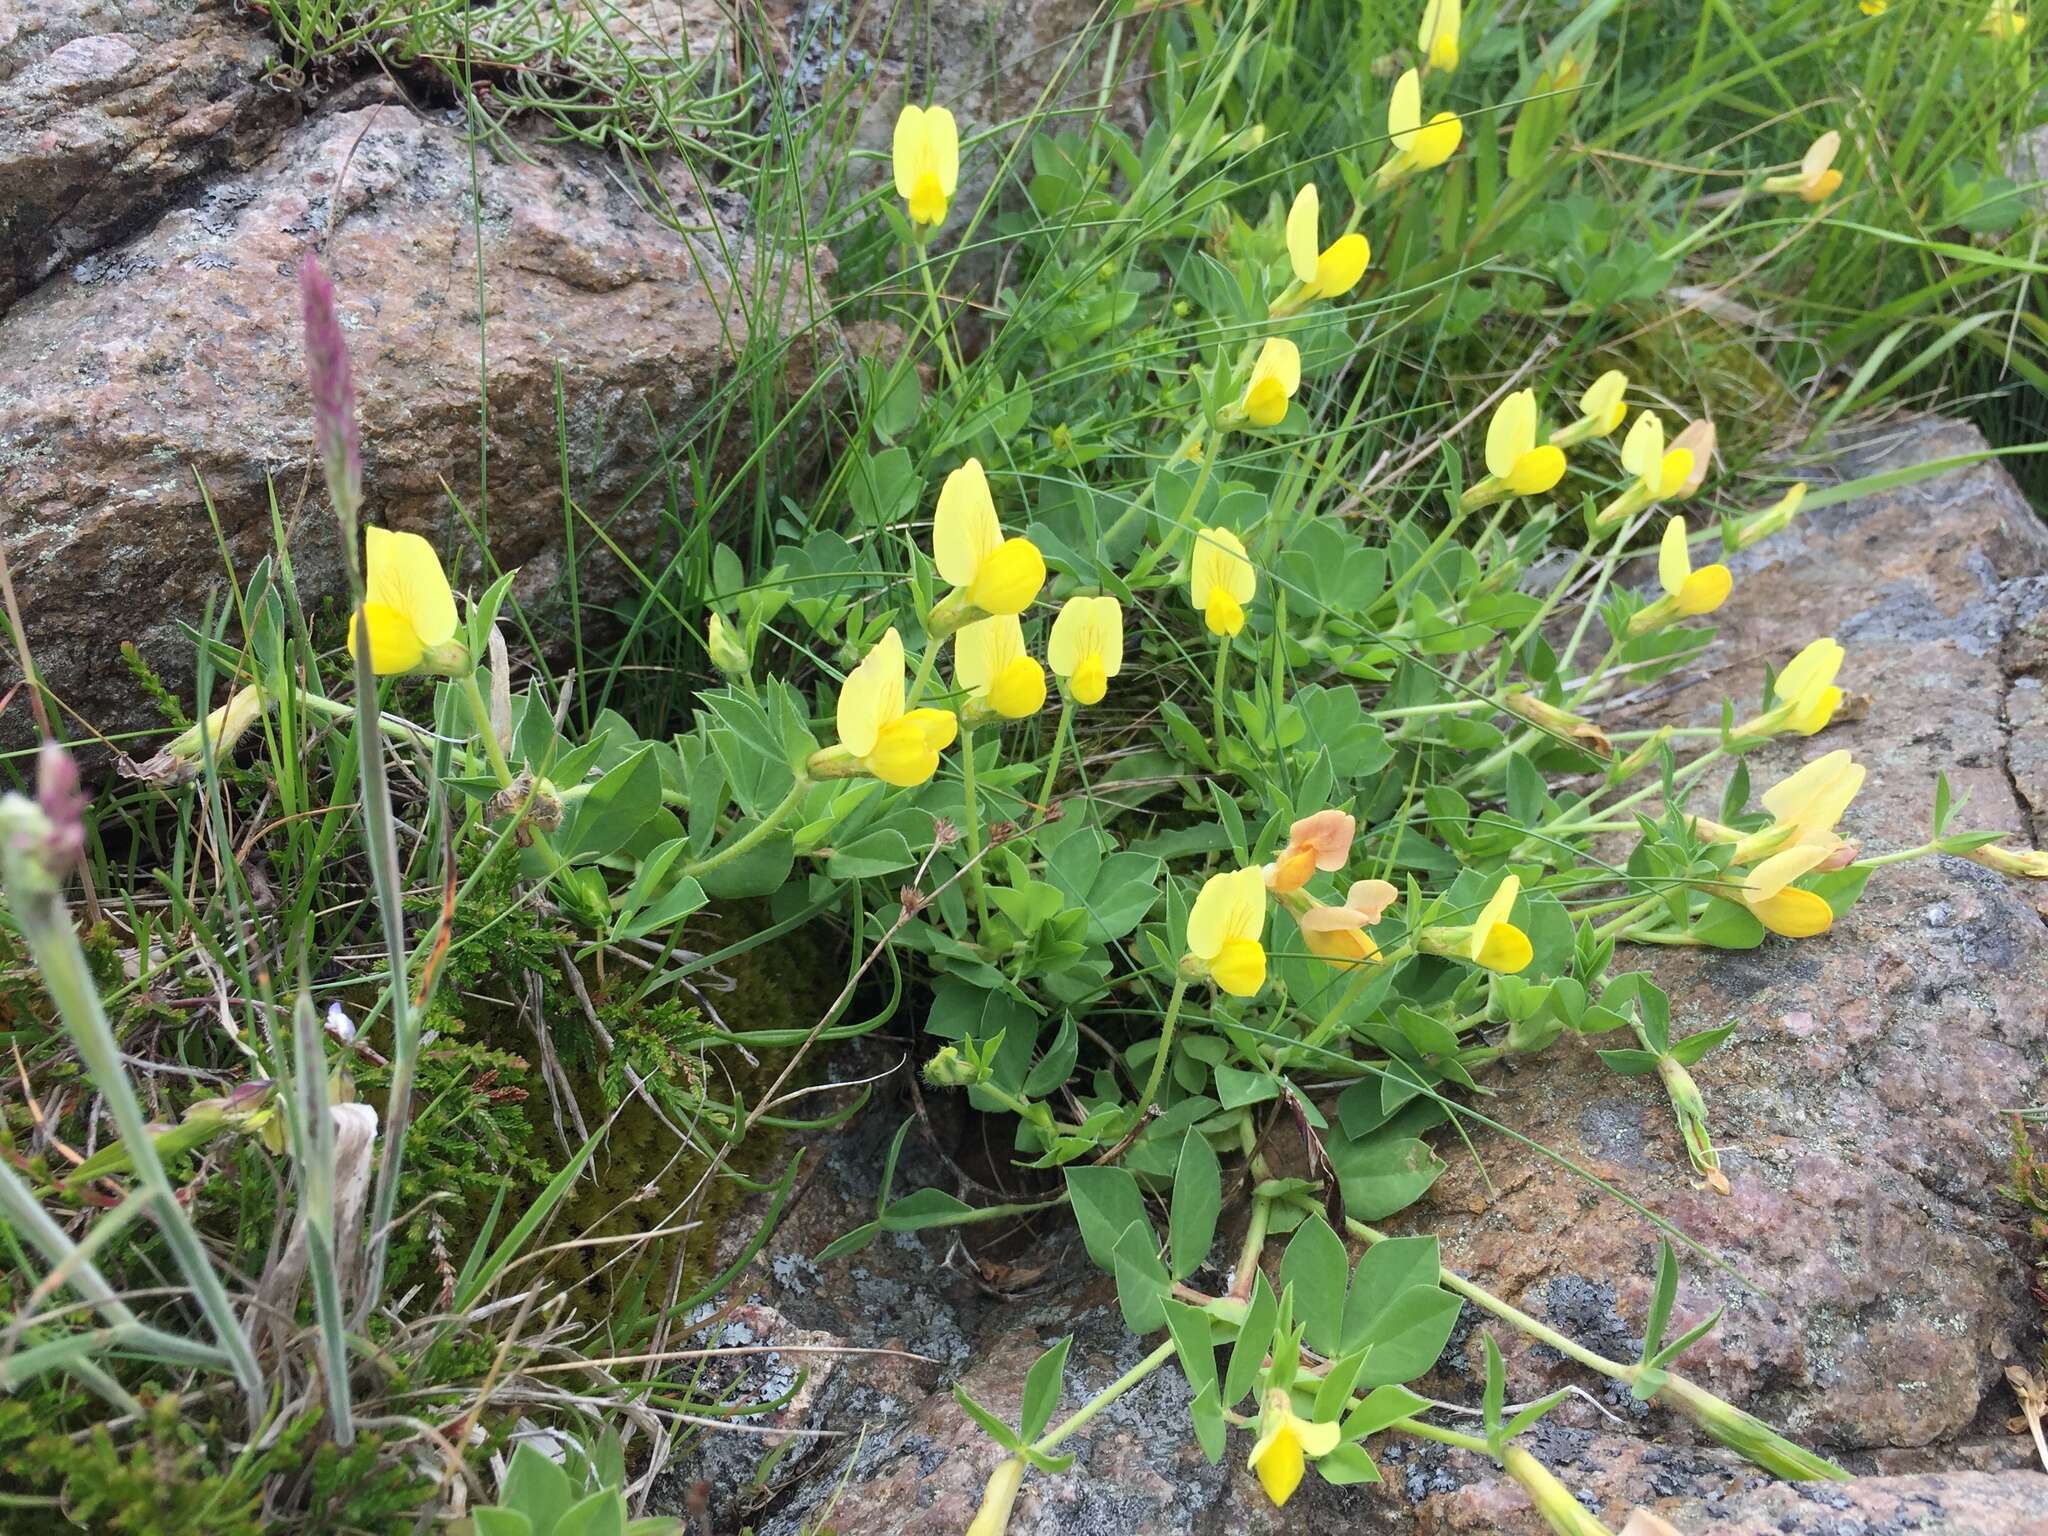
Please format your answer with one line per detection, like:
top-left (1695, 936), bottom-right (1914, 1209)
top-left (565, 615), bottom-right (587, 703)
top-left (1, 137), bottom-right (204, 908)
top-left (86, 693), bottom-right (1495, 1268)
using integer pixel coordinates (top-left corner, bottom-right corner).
top-left (915, 244), bottom-right (962, 387)
top-left (1127, 975), bottom-right (1191, 1133)
top-left (1037, 697), bottom-right (1075, 809)
top-left (683, 774), bottom-right (810, 880)
top-left (460, 671), bottom-right (516, 787)
top-left (1212, 638), bottom-right (1231, 746)
top-left (959, 726), bottom-right (991, 930)
top-left (1034, 1340), bottom-right (1178, 1454)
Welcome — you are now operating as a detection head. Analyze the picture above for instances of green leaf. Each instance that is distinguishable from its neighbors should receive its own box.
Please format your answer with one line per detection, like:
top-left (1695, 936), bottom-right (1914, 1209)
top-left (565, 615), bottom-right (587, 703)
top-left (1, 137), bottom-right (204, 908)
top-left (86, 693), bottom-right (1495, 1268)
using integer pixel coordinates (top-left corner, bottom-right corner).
top-left (825, 829), bottom-right (916, 880)
top-left (1341, 1236), bottom-right (1441, 1352)
top-left (1020, 1337), bottom-right (1072, 1442)
top-left (1640, 1240), bottom-right (1679, 1364)
top-left (1065, 1166), bottom-right (1149, 1274)
top-left (1277, 1214), bottom-right (1349, 1357)
top-left (1314, 1440), bottom-right (1383, 1486)
top-left (560, 745), bottom-right (663, 863)
top-left (501, 1445), bottom-right (572, 1533)
top-left (1189, 1380), bottom-right (1227, 1465)
top-left (696, 830), bottom-right (795, 899)
top-left (1356, 1286), bottom-right (1462, 1386)
top-left (1224, 1271), bottom-right (1280, 1409)
top-left (1595, 1048), bottom-right (1663, 1076)
top-left (1329, 1135), bottom-right (1446, 1221)
top-left (1215, 1064), bottom-right (1280, 1110)
top-left (1504, 1387), bottom-right (1575, 1441)
top-left (1314, 1346), bottom-right (1371, 1424)
top-left (1482, 1334), bottom-right (1506, 1440)
top-left (1808, 865), bottom-right (1873, 916)
top-left (953, 1386), bottom-right (1025, 1453)
top-left (555, 1489), bottom-right (628, 1536)
top-left (1691, 896), bottom-right (1764, 950)
top-left (1669, 1023), bottom-right (1736, 1067)
top-left (1161, 1296), bottom-right (1221, 1399)
top-left (472, 1511), bottom-right (534, 1536)
top-left (1168, 1130), bottom-right (1223, 1280)
top-left (1023, 1016), bottom-right (1080, 1098)
top-left (1340, 1382), bottom-right (1429, 1440)
top-left (1112, 1220), bottom-right (1170, 1334)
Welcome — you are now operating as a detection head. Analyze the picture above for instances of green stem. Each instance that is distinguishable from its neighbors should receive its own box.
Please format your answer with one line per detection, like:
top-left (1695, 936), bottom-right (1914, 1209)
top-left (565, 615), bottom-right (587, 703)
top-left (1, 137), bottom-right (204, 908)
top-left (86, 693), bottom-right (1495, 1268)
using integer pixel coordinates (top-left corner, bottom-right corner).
top-left (907, 635), bottom-right (942, 708)
top-left (1034, 1340), bottom-right (1178, 1454)
top-left (1390, 1418), bottom-right (1494, 1457)
top-left (960, 725), bottom-right (990, 930)
top-left (1128, 975), bottom-right (1191, 1132)
top-left (294, 691), bottom-right (440, 754)
top-left (915, 246), bottom-right (961, 387)
top-left (1851, 839), bottom-right (1938, 869)
top-left (1127, 436), bottom-right (1221, 587)
top-left (1212, 638), bottom-right (1231, 746)
top-left (683, 775), bottom-right (810, 880)
top-left (460, 671), bottom-right (515, 787)
top-left (1036, 697), bottom-right (1075, 809)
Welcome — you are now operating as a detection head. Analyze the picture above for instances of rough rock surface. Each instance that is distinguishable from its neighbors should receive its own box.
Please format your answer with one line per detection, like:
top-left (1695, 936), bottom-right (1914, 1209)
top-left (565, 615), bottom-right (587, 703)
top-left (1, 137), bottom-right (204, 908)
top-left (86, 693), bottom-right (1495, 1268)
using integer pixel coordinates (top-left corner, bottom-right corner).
top-left (0, 0), bottom-right (296, 315)
top-left (650, 420), bottom-right (2048, 1534)
top-left (0, 92), bottom-right (821, 749)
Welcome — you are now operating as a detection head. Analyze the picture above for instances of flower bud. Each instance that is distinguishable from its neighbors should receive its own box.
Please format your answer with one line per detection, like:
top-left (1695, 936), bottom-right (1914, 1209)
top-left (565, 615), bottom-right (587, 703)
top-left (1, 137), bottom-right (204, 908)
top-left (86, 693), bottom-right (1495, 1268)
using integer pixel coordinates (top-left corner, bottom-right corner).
top-left (706, 611), bottom-right (751, 676)
top-left (1968, 842), bottom-right (2048, 879)
top-left (923, 1045), bottom-right (980, 1088)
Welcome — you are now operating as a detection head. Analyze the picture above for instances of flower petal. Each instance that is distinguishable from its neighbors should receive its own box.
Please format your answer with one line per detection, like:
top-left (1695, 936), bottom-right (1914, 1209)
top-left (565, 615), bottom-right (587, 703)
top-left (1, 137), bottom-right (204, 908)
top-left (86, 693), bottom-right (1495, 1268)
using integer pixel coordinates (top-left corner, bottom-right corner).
top-left (934, 458), bottom-right (1001, 589)
top-left (1657, 516), bottom-right (1692, 597)
top-left (364, 527), bottom-right (457, 648)
top-left (1286, 184), bottom-right (1321, 286)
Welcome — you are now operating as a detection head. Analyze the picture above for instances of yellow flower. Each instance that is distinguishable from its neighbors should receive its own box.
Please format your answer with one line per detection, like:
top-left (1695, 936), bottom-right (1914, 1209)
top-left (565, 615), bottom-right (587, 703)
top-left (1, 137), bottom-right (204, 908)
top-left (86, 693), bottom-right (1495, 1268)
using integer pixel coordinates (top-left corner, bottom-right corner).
top-left (348, 527), bottom-right (467, 676)
top-left (954, 614), bottom-right (1047, 724)
top-left (932, 458), bottom-right (1046, 625)
top-left (1295, 878), bottom-right (1400, 969)
top-left (1733, 482), bottom-right (1808, 550)
top-left (1550, 370), bottom-right (1629, 448)
top-left (1189, 526), bottom-right (1256, 637)
top-left (1418, 0), bottom-right (1462, 70)
top-left (1247, 1388), bottom-right (1340, 1506)
top-left (1860, 0), bottom-right (1887, 14)
top-left (892, 103), bottom-right (959, 229)
top-left (1263, 809), bottom-right (1358, 894)
top-left (1629, 517), bottom-right (1732, 635)
top-left (1748, 749), bottom-right (1863, 864)
top-left (1237, 337), bottom-right (1301, 427)
top-left (1378, 68), bottom-right (1463, 189)
top-left (1420, 875), bottom-right (1532, 972)
top-left (1736, 637), bottom-right (1846, 739)
top-left (1278, 183), bottom-right (1371, 313)
top-left (1669, 419), bottom-right (1715, 497)
top-left (1467, 875), bottom-right (1533, 972)
top-left (1740, 843), bottom-right (1835, 938)
top-left (1595, 411), bottom-right (1694, 527)
top-left (1762, 131), bottom-right (1845, 203)
top-left (1185, 866), bottom-right (1268, 997)
top-left (816, 628), bottom-right (958, 787)
top-left (1488, 389), bottom-right (1567, 493)
top-left (1980, 2), bottom-right (2027, 38)
top-left (1046, 594), bottom-right (1124, 706)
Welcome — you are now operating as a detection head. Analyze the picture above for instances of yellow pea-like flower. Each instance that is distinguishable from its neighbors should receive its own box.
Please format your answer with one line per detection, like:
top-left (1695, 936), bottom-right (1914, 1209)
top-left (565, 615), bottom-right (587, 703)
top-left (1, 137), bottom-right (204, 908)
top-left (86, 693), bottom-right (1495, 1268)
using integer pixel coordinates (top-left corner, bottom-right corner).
top-left (824, 627), bottom-right (958, 787)
top-left (1488, 389), bottom-right (1567, 494)
top-left (1262, 809), bottom-right (1357, 895)
top-left (1623, 411), bottom-right (1696, 500)
top-left (1418, 0), bottom-right (1462, 70)
top-left (892, 103), bottom-right (959, 229)
top-left (1630, 517), bottom-right (1732, 636)
top-left (954, 615), bottom-right (1047, 724)
top-left (1189, 526), bottom-right (1256, 637)
top-left (1762, 131), bottom-right (1845, 203)
top-left (1378, 69), bottom-right (1464, 189)
top-left (932, 458), bottom-right (1047, 623)
top-left (1546, 370), bottom-right (1630, 451)
top-left (1046, 594), bottom-right (1124, 706)
top-left (348, 527), bottom-right (467, 677)
top-left (1466, 875), bottom-right (1533, 973)
top-left (1754, 749), bottom-right (1864, 862)
top-left (1237, 337), bottom-right (1301, 427)
top-left (1669, 420), bottom-right (1716, 498)
top-left (1294, 878), bottom-right (1399, 970)
top-left (1740, 843), bottom-right (1836, 937)
top-left (1247, 1388), bottom-right (1340, 1507)
top-left (1185, 866), bottom-right (1269, 997)
top-left (1279, 184), bottom-right (1371, 314)
top-left (1734, 637), bottom-right (1846, 738)
top-left (1860, 0), bottom-right (1887, 13)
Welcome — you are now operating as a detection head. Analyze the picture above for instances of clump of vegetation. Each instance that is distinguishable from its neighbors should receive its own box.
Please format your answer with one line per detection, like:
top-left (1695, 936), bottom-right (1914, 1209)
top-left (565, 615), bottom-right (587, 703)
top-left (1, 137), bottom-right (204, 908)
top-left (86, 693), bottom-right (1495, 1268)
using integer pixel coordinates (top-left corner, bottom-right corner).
top-left (3, 0), bottom-right (2045, 1530)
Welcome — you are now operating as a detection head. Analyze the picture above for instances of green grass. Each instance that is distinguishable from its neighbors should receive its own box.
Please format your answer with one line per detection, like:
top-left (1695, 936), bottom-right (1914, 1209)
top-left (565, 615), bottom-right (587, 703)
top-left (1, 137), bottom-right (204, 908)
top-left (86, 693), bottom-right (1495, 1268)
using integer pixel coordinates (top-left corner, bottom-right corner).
top-left (3, 0), bottom-right (2044, 1529)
